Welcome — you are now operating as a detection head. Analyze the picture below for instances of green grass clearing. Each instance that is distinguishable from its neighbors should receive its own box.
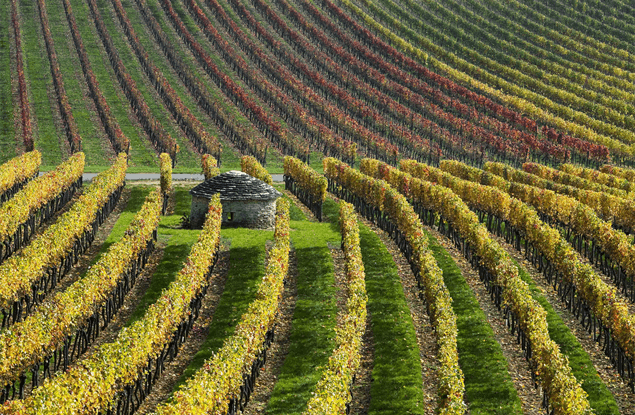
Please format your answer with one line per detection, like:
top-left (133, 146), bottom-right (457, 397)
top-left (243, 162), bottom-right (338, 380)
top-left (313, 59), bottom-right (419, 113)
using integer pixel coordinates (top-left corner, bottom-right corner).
top-left (425, 229), bottom-right (522, 414)
top-left (264, 197), bottom-right (339, 414)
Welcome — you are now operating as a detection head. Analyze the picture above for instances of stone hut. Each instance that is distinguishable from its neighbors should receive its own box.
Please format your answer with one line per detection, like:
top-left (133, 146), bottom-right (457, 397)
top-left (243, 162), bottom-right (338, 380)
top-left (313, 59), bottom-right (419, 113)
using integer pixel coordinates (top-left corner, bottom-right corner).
top-left (189, 170), bottom-right (282, 229)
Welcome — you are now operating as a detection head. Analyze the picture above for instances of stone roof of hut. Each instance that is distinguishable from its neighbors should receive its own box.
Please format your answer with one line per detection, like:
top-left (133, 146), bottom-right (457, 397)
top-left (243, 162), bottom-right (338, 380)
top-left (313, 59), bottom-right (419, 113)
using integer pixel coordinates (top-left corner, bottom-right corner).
top-left (189, 170), bottom-right (282, 201)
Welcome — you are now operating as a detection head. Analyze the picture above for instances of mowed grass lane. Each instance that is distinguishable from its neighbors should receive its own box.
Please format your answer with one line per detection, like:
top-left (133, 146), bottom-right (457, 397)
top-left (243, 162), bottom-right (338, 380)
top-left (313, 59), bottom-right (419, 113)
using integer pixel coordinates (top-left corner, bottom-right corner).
top-left (0, 0), bottom-right (15, 163)
top-left (19, 0), bottom-right (64, 168)
top-left (46, 0), bottom-right (110, 167)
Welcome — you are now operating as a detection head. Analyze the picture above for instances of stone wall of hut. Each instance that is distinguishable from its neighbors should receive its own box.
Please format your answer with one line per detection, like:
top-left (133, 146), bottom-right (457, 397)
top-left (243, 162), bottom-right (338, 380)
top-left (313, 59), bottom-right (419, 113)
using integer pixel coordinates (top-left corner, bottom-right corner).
top-left (190, 196), bottom-right (277, 229)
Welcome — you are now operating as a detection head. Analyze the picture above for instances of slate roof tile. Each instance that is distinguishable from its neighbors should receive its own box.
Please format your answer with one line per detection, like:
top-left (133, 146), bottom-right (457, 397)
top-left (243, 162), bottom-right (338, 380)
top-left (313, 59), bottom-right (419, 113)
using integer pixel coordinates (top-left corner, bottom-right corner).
top-left (189, 170), bottom-right (282, 201)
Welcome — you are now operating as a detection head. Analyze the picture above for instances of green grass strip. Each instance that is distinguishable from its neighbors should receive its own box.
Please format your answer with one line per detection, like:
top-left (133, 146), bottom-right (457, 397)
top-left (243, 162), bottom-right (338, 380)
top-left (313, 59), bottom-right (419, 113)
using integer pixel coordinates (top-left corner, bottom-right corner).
top-left (265, 198), bottom-right (339, 414)
top-left (88, 185), bottom-right (153, 266)
top-left (125, 185), bottom-right (202, 325)
top-left (164, 0), bottom-right (287, 172)
top-left (67, 0), bottom-right (157, 171)
top-left (358, 221), bottom-right (425, 415)
top-left (20, 0), bottom-right (63, 167)
top-left (0, 0), bottom-right (15, 164)
top-left (47, 0), bottom-right (109, 167)
top-left (94, 0), bottom-right (190, 170)
top-left (174, 229), bottom-right (271, 386)
top-left (118, 0), bottom-right (214, 172)
top-left (510, 254), bottom-right (619, 415)
top-left (424, 230), bottom-right (522, 415)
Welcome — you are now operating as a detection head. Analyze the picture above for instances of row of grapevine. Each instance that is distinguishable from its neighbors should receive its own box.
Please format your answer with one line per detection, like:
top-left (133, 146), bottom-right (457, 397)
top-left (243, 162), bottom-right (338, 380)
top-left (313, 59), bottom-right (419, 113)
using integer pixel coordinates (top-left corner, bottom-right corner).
top-left (4, 193), bottom-right (222, 414)
top-left (191, 0), bottom-right (363, 164)
top-left (187, 0), bottom-right (356, 166)
top-left (161, 0), bottom-right (308, 165)
top-left (559, 163), bottom-right (635, 193)
top-left (346, 0), bottom-right (635, 156)
top-left (484, 161), bottom-right (635, 235)
top-left (418, 0), bottom-right (632, 99)
top-left (304, 0), bottom-right (610, 164)
top-left (312, 0), bottom-right (531, 134)
top-left (109, 0), bottom-right (219, 164)
top-left (325, 0), bottom-right (633, 160)
top-left (127, 0), bottom-right (224, 162)
top-left (601, 164), bottom-right (635, 182)
top-left (0, 188), bottom-right (162, 402)
top-left (36, 0), bottom-right (81, 153)
top-left (169, 0), bottom-right (363, 165)
top-left (251, 0), bottom-right (574, 167)
top-left (303, 201), bottom-right (366, 413)
top-left (201, 154), bottom-right (220, 180)
top-left (323, 157), bottom-right (465, 414)
top-left (0, 152), bottom-right (84, 262)
top-left (505, 0), bottom-right (634, 70)
top-left (523, 162), bottom-right (631, 199)
top-left (153, 198), bottom-right (290, 414)
top-left (283, 156), bottom-right (326, 220)
top-left (133, 0), bottom-right (267, 164)
top-left (230, 0), bottom-right (440, 164)
top-left (0, 153), bottom-right (127, 328)
top-left (374, 0), bottom-right (635, 129)
top-left (440, 159), bottom-right (635, 301)
top-left (241, 155), bottom-right (273, 185)
top-left (86, 0), bottom-right (178, 162)
top-left (357, 158), bottom-right (590, 414)
top-left (60, 0), bottom-right (129, 155)
top-left (216, 0), bottom-right (431, 165)
top-left (159, 153), bottom-right (172, 214)
top-left (10, 0), bottom-right (33, 151)
top-left (482, 0), bottom-right (633, 75)
top-left (400, 159), bottom-right (635, 391)
top-left (273, 0), bottom-right (576, 167)
top-left (0, 151), bottom-right (40, 205)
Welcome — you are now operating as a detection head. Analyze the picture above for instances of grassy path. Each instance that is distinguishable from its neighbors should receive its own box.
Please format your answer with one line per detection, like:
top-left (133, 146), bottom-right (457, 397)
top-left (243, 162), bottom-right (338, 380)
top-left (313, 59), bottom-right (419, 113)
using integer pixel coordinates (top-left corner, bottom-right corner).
top-left (66, 0), bottom-right (157, 172)
top-left (0, 0), bottom-right (15, 164)
top-left (265, 198), bottom-right (339, 414)
top-left (19, 0), bottom-right (64, 168)
top-left (89, 185), bottom-right (154, 266)
top-left (358, 222), bottom-right (426, 414)
top-left (174, 227), bottom-right (270, 382)
top-left (125, 185), bottom-right (206, 325)
top-left (47, 0), bottom-right (109, 167)
top-left (424, 230), bottom-right (522, 414)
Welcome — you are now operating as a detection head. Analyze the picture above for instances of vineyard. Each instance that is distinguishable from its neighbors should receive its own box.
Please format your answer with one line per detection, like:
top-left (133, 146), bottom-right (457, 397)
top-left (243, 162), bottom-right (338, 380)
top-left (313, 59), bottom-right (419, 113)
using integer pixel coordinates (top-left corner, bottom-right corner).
top-left (1, 0), bottom-right (635, 413)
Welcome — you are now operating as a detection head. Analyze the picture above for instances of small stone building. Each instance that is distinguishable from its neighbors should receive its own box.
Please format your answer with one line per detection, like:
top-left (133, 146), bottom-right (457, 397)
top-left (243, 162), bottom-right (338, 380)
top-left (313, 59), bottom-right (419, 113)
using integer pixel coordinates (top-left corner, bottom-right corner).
top-left (189, 170), bottom-right (282, 229)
